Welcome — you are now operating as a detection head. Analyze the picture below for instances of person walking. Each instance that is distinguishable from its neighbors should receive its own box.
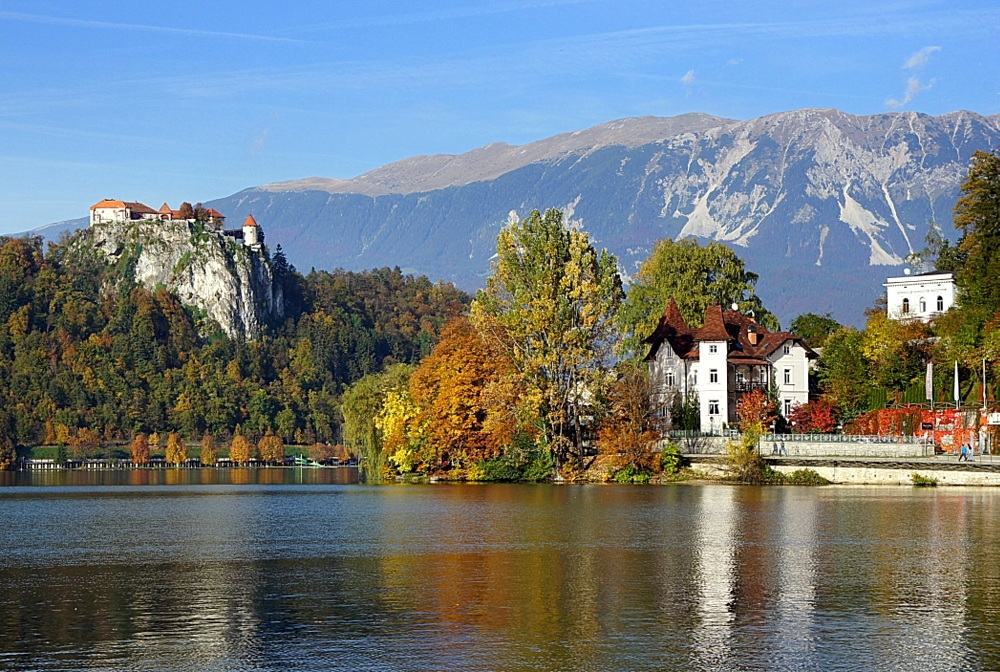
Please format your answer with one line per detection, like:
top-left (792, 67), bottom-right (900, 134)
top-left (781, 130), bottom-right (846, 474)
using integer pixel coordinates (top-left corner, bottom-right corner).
top-left (959, 443), bottom-right (969, 462)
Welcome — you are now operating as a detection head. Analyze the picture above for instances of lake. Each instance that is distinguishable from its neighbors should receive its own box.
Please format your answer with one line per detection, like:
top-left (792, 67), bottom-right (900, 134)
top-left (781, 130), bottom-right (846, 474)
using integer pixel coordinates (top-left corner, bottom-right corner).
top-left (2, 475), bottom-right (999, 671)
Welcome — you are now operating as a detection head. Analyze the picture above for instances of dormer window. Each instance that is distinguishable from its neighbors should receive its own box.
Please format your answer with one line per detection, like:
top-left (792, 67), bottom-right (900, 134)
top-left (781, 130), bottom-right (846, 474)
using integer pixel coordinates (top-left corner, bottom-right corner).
top-left (783, 344), bottom-right (791, 355)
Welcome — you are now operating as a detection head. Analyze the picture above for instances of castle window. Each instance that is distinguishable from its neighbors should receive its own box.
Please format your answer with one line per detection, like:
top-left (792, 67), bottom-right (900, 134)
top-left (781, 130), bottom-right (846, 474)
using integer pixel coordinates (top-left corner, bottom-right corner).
top-left (710, 369), bottom-right (719, 384)
top-left (937, 296), bottom-right (944, 311)
top-left (919, 298), bottom-right (926, 313)
top-left (709, 344), bottom-right (718, 354)
top-left (902, 298), bottom-right (910, 313)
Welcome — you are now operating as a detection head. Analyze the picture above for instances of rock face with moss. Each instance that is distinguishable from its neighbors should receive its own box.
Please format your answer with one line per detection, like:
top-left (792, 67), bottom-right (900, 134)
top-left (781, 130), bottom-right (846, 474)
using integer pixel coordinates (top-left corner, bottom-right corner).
top-left (83, 219), bottom-right (283, 340)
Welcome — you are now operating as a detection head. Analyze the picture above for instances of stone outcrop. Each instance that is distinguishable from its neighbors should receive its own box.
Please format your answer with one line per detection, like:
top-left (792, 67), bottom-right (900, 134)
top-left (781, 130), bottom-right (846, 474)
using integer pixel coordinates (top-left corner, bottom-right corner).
top-left (84, 219), bottom-right (283, 340)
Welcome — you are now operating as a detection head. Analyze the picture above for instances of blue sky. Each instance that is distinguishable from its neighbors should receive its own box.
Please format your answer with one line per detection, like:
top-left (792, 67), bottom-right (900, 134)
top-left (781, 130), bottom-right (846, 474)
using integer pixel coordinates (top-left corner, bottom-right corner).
top-left (1, 0), bottom-right (997, 233)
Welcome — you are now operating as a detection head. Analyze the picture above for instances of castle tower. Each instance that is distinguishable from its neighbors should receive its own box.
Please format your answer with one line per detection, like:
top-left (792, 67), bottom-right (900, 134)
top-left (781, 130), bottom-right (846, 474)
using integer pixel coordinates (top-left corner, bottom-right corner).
top-left (242, 215), bottom-right (260, 247)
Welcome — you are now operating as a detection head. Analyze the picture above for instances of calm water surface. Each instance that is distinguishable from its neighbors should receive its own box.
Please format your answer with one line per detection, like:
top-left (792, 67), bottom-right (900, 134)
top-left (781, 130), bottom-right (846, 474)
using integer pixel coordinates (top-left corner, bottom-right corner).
top-left (2, 474), bottom-right (999, 671)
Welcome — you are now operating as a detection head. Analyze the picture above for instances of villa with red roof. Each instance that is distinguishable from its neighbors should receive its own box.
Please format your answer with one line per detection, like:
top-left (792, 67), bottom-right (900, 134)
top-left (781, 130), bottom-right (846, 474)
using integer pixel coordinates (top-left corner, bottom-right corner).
top-left (644, 299), bottom-right (816, 433)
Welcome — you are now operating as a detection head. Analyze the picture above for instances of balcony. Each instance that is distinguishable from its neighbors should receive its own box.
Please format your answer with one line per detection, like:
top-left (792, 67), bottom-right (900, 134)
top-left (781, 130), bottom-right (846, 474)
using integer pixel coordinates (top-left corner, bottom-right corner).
top-left (732, 381), bottom-right (769, 394)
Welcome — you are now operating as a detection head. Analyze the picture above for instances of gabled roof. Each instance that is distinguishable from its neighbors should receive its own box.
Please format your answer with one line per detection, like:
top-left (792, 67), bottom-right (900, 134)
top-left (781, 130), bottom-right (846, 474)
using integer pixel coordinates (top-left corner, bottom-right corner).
top-left (158, 202), bottom-right (172, 214)
top-left (644, 299), bottom-right (818, 362)
top-left (206, 208), bottom-right (226, 219)
top-left (242, 215), bottom-right (258, 227)
top-left (123, 201), bottom-right (157, 215)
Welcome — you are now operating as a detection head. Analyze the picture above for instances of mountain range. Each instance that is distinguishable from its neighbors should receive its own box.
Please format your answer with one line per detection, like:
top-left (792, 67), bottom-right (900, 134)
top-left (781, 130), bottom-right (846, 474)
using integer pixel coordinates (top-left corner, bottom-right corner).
top-left (26, 109), bottom-right (1000, 326)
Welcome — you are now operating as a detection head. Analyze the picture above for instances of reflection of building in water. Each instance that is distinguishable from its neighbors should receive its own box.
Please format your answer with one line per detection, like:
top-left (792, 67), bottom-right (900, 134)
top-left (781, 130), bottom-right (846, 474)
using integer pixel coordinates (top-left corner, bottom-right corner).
top-left (772, 491), bottom-right (818, 661)
top-left (692, 486), bottom-right (738, 665)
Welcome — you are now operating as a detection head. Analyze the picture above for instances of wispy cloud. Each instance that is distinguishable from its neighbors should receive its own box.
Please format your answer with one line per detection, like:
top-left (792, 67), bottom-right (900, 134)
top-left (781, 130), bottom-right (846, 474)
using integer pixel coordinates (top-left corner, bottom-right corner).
top-left (286, 0), bottom-right (602, 33)
top-left (681, 70), bottom-right (696, 85)
top-left (0, 10), bottom-right (312, 44)
top-left (904, 45), bottom-right (940, 69)
top-left (886, 76), bottom-right (931, 109)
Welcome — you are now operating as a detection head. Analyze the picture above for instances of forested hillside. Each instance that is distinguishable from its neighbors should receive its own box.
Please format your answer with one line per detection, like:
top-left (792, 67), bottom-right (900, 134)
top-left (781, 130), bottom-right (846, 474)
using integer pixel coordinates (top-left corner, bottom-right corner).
top-left (0, 233), bottom-right (468, 455)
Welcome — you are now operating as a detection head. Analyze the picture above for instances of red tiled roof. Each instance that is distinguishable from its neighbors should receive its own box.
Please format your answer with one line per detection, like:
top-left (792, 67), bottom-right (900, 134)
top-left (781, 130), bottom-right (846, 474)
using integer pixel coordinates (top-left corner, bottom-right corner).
top-left (242, 215), bottom-right (258, 227)
top-left (123, 201), bottom-right (157, 215)
top-left (90, 199), bottom-right (125, 210)
top-left (695, 305), bottom-right (731, 342)
top-left (206, 208), bottom-right (226, 219)
top-left (158, 203), bottom-right (172, 214)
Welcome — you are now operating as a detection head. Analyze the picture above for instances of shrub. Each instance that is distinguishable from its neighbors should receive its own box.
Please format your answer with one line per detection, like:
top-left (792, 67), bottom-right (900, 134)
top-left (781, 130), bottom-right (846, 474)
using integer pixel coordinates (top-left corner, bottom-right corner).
top-left (783, 469), bottom-right (830, 485)
top-left (477, 434), bottom-right (552, 482)
top-left (911, 472), bottom-right (938, 487)
top-left (659, 442), bottom-right (682, 475)
top-left (612, 465), bottom-right (652, 484)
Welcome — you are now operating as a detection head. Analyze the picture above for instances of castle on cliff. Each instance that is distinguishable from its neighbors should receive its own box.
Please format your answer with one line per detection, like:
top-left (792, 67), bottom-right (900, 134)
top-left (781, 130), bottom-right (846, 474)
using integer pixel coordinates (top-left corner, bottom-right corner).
top-left (88, 199), bottom-right (262, 249)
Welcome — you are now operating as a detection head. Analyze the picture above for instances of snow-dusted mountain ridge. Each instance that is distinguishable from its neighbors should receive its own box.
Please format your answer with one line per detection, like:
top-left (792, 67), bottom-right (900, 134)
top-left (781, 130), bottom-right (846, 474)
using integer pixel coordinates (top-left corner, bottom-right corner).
top-left (205, 109), bottom-right (999, 325)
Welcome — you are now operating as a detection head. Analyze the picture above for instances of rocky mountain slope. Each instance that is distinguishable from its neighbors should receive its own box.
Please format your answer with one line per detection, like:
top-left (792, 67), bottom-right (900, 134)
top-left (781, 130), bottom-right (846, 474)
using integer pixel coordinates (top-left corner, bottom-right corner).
top-left (204, 109), bottom-right (1000, 326)
top-left (81, 219), bottom-right (283, 340)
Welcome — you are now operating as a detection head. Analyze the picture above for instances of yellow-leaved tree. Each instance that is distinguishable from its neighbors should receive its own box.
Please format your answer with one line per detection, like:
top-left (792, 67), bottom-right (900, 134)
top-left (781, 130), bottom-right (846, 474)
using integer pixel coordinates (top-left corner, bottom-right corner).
top-left (230, 433), bottom-right (252, 465)
top-left (200, 434), bottom-right (217, 466)
top-left (257, 429), bottom-right (285, 464)
top-left (471, 208), bottom-right (623, 472)
top-left (130, 433), bottom-right (150, 465)
top-left (165, 432), bottom-right (186, 465)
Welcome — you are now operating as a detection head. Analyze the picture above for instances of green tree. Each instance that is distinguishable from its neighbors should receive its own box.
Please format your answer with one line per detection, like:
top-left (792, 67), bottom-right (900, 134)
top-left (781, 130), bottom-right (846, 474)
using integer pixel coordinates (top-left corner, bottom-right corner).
top-left (954, 150), bottom-right (1000, 312)
top-left (817, 328), bottom-right (869, 422)
top-left (471, 208), bottom-right (623, 470)
top-left (618, 237), bottom-right (778, 357)
top-left (0, 431), bottom-right (15, 471)
top-left (340, 364), bottom-right (414, 481)
top-left (789, 312), bottom-right (841, 348)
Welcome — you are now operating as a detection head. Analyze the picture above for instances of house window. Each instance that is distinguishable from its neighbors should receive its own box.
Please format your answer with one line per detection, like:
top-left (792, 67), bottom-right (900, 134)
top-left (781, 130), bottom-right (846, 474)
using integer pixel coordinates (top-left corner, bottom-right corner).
top-left (710, 369), bottom-right (719, 383)
top-left (709, 344), bottom-right (718, 354)
top-left (783, 399), bottom-right (792, 416)
top-left (736, 370), bottom-right (745, 384)
top-left (902, 298), bottom-right (910, 313)
top-left (709, 400), bottom-right (720, 416)
top-left (693, 371), bottom-right (698, 385)
top-left (783, 344), bottom-right (791, 355)
top-left (784, 368), bottom-right (792, 385)
top-left (666, 371), bottom-right (675, 386)
top-left (937, 296), bottom-right (944, 311)
top-left (919, 298), bottom-right (926, 312)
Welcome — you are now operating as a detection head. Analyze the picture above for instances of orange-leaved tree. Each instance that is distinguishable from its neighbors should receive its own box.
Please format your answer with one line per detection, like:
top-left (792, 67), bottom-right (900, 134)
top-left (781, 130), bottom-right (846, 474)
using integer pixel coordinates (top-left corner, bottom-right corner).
top-left (596, 362), bottom-right (661, 476)
top-left (409, 317), bottom-right (524, 471)
top-left (735, 389), bottom-right (778, 435)
top-left (787, 399), bottom-right (838, 434)
top-left (130, 433), bottom-right (150, 464)
top-left (257, 429), bottom-right (285, 464)
top-left (230, 433), bottom-right (252, 465)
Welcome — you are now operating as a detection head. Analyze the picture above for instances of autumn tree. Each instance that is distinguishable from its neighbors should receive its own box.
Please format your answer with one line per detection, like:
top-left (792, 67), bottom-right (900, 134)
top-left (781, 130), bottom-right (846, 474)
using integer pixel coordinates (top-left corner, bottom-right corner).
top-left (257, 429), bottom-right (285, 464)
top-left (409, 317), bottom-right (522, 471)
top-left (177, 202), bottom-right (195, 220)
top-left (200, 434), bottom-right (217, 466)
top-left (471, 208), bottom-right (623, 470)
top-left (619, 237), bottom-right (778, 356)
top-left (229, 433), bottom-right (252, 465)
top-left (340, 364), bottom-right (414, 481)
top-left (735, 389), bottom-right (778, 435)
top-left (596, 362), bottom-right (661, 477)
top-left (787, 399), bottom-right (838, 434)
top-left (130, 433), bottom-right (150, 464)
top-left (165, 432), bottom-right (186, 465)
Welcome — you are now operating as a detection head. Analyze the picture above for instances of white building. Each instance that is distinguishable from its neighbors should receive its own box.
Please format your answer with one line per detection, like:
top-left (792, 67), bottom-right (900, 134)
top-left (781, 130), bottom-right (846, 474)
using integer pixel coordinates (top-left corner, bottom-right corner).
top-left (89, 199), bottom-right (159, 226)
top-left (884, 270), bottom-right (955, 322)
top-left (645, 300), bottom-right (816, 433)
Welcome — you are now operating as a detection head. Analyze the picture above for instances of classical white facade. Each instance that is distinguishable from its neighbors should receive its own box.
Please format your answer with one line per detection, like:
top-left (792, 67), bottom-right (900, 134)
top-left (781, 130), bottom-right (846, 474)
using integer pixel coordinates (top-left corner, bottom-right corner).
top-left (885, 271), bottom-right (955, 322)
top-left (646, 300), bottom-right (815, 432)
top-left (89, 199), bottom-right (159, 226)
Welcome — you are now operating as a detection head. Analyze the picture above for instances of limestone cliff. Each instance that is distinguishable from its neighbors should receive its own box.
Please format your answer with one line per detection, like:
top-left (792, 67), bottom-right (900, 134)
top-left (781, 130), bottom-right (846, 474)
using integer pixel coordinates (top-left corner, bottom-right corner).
top-left (83, 219), bottom-right (283, 340)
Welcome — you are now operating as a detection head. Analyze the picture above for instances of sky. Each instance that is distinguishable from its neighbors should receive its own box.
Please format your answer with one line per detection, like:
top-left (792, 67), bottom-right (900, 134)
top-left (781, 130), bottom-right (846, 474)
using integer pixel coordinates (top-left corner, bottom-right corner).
top-left (0, 0), bottom-right (997, 233)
